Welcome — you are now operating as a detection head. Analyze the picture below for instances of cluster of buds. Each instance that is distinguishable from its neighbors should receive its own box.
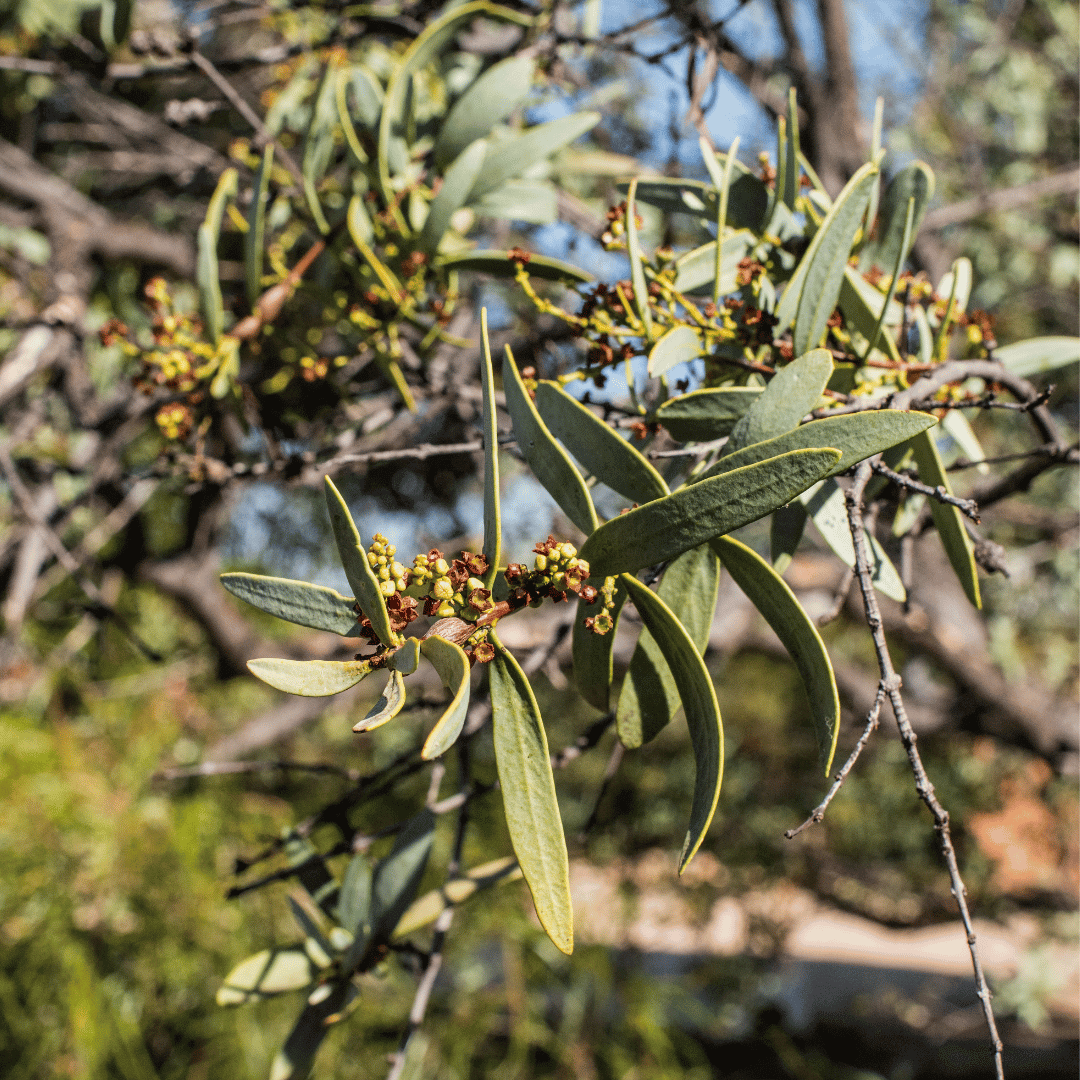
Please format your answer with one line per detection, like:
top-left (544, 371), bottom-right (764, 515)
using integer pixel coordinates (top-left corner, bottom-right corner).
top-left (504, 536), bottom-right (592, 609)
top-left (581, 576), bottom-right (620, 637)
top-left (155, 402), bottom-right (194, 441)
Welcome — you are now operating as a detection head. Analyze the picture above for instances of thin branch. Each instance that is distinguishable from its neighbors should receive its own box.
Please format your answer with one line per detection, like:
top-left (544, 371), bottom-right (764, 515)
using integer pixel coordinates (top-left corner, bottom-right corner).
top-left (846, 461), bottom-right (1005, 1080)
top-left (871, 460), bottom-right (981, 522)
top-left (816, 564), bottom-right (855, 626)
top-left (154, 758), bottom-right (360, 782)
top-left (922, 167), bottom-right (1080, 230)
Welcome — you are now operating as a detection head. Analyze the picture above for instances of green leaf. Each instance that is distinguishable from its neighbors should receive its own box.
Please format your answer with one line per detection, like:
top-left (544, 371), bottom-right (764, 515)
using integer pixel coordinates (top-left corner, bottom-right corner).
top-left (838, 266), bottom-right (903, 364)
top-left (776, 161), bottom-right (877, 348)
top-left (617, 544), bottom-right (720, 748)
top-left (698, 134), bottom-right (742, 303)
top-left (346, 192), bottom-right (374, 247)
top-left (781, 87), bottom-right (800, 211)
top-left (770, 501), bottom-right (807, 574)
top-left (725, 349), bottom-right (834, 455)
top-left (502, 347), bottom-right (598, 535)
top-left (703, 410), bottom-right (939, 481)
top-left (198, 167), bottom-right (238, 344)
top-left (860, 196), bottom-right (914, 361)
top-left (436, 249), bottom-right (593, 283)
top-left (670, 230), bottom-right (755, 296)
top-left (479, 309), bottom-right (501, 587)
top-left (648, 325), bottom-right (703, 378)
top-left (221, 573), bottom-right (364, 636)
top-left (470, 178), bottom-right (557, 224)
top-left (618, 173), bottom-right (769, 233)
top-left (940, 409), bottom-right (988, 475)
top-left (861, 161), bottom-right (934, 274)
top-left (377, 1), bottom-right (532, 206)
top-left (285, 834), bottom-right (339, 918)
top-left (619, 575), bottom-right (723, 873)
top-left (625, 178), bottom-right (653, 339)
top-left (467, 111), bottom-right (601, 203)
top-left (800, 478), bottom-right (906, 602)
top-left (995, 336), bottom-right (1080, 378)
top-left (534, 381), bottom-right (669, 504)
top-left (392, 857), bottom-right (522, 941)
top-left (420, 137), bottom-right (487, 252)
top-left (572, 579), bottom-right (628, 712)
top-left (337, 854), bottom-right (373, 940)
top-left (248, 657), bottom-right (376, 697)
top-left (580, 448), bottom-right (841, 579)
top-left (909, 430), bottom-right (981, 608)
top-left (932, 257), bottom-right (972, 358)
top-left (346, 64), bottom-right (383, 130)
top-left (490, 633), bottom-right (573, 954)
top-left (389, 637), bottom-right (420, 675)
top-left (369, 809), bottom-right (437, 946)
top-left (352, 670), bottom-right (407, 732)
top-left (217, 948), bottom-right (322, 1006)
top-left (654, 387), bottom-right (762, 443)
top-left (913, 303), bottom-right (934, 366)
top-left (269, 983), bottom-right (355, 1080)
top-left (711, 536), bottom-right (840, 773)
top-left (245, 146), bottom-right (273, 307)
top-left (433, 54), bottom-right (536, 170)
top-left (324, 476), bottom-right (396, 646)
top-left (301, 63), bottom-right (336, 235)
top-left (419, 635), bottom-right (472, 759)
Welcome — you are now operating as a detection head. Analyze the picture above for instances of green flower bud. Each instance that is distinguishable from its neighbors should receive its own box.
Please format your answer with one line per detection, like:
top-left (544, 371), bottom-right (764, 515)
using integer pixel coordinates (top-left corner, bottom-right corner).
top-left (433, 578), bottom-right (454, 600)
top-left (391, 561), bottom-right (405, 579)
top-left (534, 554), bottom-right (548, 572)
top-left (434, 558), bottom-right (449, 576)
top-left (379, 580), bottom-right (397, 597)
top-left (437, 601), bottom-right (456, 617)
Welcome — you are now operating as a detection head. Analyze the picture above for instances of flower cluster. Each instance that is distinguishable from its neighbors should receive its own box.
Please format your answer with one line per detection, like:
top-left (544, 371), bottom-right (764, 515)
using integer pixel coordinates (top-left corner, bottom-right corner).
top-left (581, 576), bottom-right (620, 636)
top-left (504, 536), bottom-right (593, 608)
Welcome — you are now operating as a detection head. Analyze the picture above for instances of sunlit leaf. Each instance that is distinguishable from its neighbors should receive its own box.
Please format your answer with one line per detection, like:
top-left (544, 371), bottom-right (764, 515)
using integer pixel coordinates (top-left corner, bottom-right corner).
top-left (221, 573), bottom-right (364, 636)
top-left (352, 670), bottom-right (406, 732)
top-left (994, 336), bottom-right (1080, 378)
top-left (838, 265), bottom-right (903, 364)
top-left (940, 409), bottom-right (988, 475)
top-left (245, 146), bottom-right (273, 307)
top-left (654, 386), bottom-right (762, 443)
top-left (217, 948), bottom-right (322, 1006)
top-left (198, 167), bottom-right (238, 344)
top-left (781, 87), bottom-right (800, 210)
top-left (470, 178), bottom-right (557, 224)
top-left (626, 178), bottom-right (653, 339)
top-left (285, 834), bottom-right (340, 918)
top-left (502, 347), bottom-right (598, 535)
top-left (860, 160), bottom-right (934, 274)
top-left (670, 230), bottom-right (755, 296)
top-left (711, 536), bottom-right (840, 773)
top-left (572, 579), bottom-right (628, 712)
top-left (618, 172), bottom-right (769, 232)
top-left (534, 380), bottom-right (668, 504)
top-left (248, 657), bottom-right (376, 697)
top-left (490, 634), bottom-right (573, 954)
top-left (301, 62), bottom-right (336, 234)
top-left (480, 309), bottom-right (501, 587)
top-left (617, 544), bottom-right (719, 748)
top-left (648, 325), bottom-right (704, 378)
top-left (436, 249), bottom-right (593, 283)
top-left (580, 448), bottom-right (840, 579)
top-left (419, 138), bottom-right (488, 252)
top-left (419, 635), bottom-right (471, 759)
top-left (619, 575), bottom-right (722, 873)
top-left (338, 854), bottom-right (373, 973)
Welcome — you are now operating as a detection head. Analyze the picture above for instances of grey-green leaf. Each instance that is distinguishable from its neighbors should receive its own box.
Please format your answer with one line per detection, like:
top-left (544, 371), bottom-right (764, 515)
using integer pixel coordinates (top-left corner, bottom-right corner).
top-left (269, 983), bottom-right (356, 1080)
top-left (617, 544), bottom-right (720, 749)
top-left (534, 381), bottom-right (668, 504)
top-left (221, 573), bottom-right (363, 636)
top-left (245, 146), bottom-right (273, 307)
top-left (284, 834), bottom-right (339, 918)
top-left (648, 325), bottom-right (704, 378)
top-left (480, 308), bottom-right (501, 586)
top-left (490, 633), bottom-right (573, 954)
top-left (572, 580), bottom-right (628, 712)
top-left (580, 448), bottom-right (841, 579)
top-left (618, 173), bottom-right (769, 232)
top-left (770, 501), bottom-right (807, 574)
top-left (419, 137), bottom-right (487, 253)
top-left (725, 349), bottom-right (834, 455)
top-left (626, 178), bottom-right (653, 339)
top-left (217, 948), bottom-right (322, 1006)
top-left (324, 476), bottom-right (396, 645)
top-left (419, 634), bottom-right (471, 759)
top-left (670, 230), bottom-right (755, 295)
top-left (503, 347), bottom-right (598, 535)
top-left (860, 161), bottom-right (934, 274)
top-left (470, 178), bottom-right (556, 224)
top-left (838, 265), bottom-right (903, 364)
top-left (711, 536), bottom-right (840, 773)
top-left (994, 336), bottom-right (1080, 378)
top-left (352, 670), bottom-right (406, 732)
top-left (909, 429), bottom-right (981, 609)
top-left (436, 249), bottom-right (593, 283)
top-left (197, 168), bottom-right (237, 345)
top-left (654, 387), bottom-right (762, 442)
top-left (369, 809), bottom-right (437, 947)
top-left (433, 54), bottom-right (536, 170)
top-left (248, 657), bottom-right (375, 697)
top-left (703, 410), bottom-right (938, 481)
top-left (619, 575), bottom-right (723, 873)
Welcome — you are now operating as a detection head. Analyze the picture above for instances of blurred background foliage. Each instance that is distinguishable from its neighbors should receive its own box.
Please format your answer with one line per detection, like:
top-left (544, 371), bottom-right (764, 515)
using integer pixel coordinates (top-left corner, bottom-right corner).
top-left (0, 0), bottom-right (1077, 1078)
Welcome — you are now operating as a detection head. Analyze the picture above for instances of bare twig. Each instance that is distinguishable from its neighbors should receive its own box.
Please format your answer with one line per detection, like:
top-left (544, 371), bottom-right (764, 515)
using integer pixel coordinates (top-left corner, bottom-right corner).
top-left (846, 461), bottom-right (1005, 1080)
top-left (871, 460), bottom-right (981, 522)
top-left (922, 167), bottom-right (1080, 230)
top-left (817, 565), bottom-right (855, 626)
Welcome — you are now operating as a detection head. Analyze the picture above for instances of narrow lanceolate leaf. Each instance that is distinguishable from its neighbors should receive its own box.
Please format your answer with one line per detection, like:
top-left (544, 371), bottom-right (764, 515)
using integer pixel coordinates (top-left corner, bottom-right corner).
top-left (467, 111), bottom-right (601, 203)
top-left (389, 637), bottom-right (420, 675)
top-left (781, 87), bottom-right (800, 210)
top-left (625, 178), bottom-right (653, 339)
top-left (941, 410), bottom-right (989, 475)
top-left (248, 657), bottom-right (376, 697)
top-left (771, 502), bottom-right (807, 575)
top-left (861, 196), bottom-right (914, 361)
top-left (352, 670), bottom-right (406, 732)
top-left (301, 62), bottom-right (336, 234)
top-left (369, 809), bottom-right (437, 946)
top-left (221, 573), bottom-right (363, 636)
top-left (617, 545), bottom-right (720, 749)
top-left (217, 948), bottom-right (322, 1006)
top-left (433, 54), bottom-right (536, 169)
top-left (198, 167), bottom-right (238, 344)
top-left (711, 537), bottom-right (840, 773)
top-left (800, 478), bottom-right (906, 602)
top-left (535, 381), bottom-right (668, 505)
top-left (670, 230), bottom-right (754, 296)
top-left (994, 336), bottom-right (1080, 378)
top-left (245, 146), bottom-right (273, 307)
top-left (469, 178), bottom-right (556, 224)
top-left (620, 575), bottom-right (723, 872)
top-left (725, 349), bottom-right (834, 455)
top-left (702, 410), bottom-right (938, 481)
top-left (932, 257), bottom-right (972, 358)
top-left (580, 448), bottom-right (841, 579)
top-left (698, 134), bottom-right (741, 303)
top-left (913, 303), bottom-right (934, 366)
top-left (490, 634), bottom-right (573, 954)
top-left (648, 325), bottom-right (704, 378)
top-left (654, 386), bottom-right (762, 443)
top-left (392, 857), bottom-right (522, 941)
top-left (376, 1), bottom-right (532, 204)
top-left (838, 265), bottom-right (903, 364)
top-left (860, 161), bottom-right (934, 275)
top-left (502, 347), bottom-right (598, 535)
top-left (419, 634), bottom-right (471, 759)
top-left (285, 833), bottom-right (339, 918)
top-left (269, 984), bottom-right (356, 1080)
top-left (572, 579), bottom-right (628, 712)
top-left (618, 173), bottom-right (769, 233)
top-left (479, 309), bottom-right (501, 586)
top-left (436, 249), bottom-right (593, 284)
top-left (909, 430), bottom-right (981, 609)
top-left (419, 137), bottom-right (487, 253)
top-left (324, 476), bottom-right (396, 645)
top-left (775, 161), bottom-right (876, 344)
